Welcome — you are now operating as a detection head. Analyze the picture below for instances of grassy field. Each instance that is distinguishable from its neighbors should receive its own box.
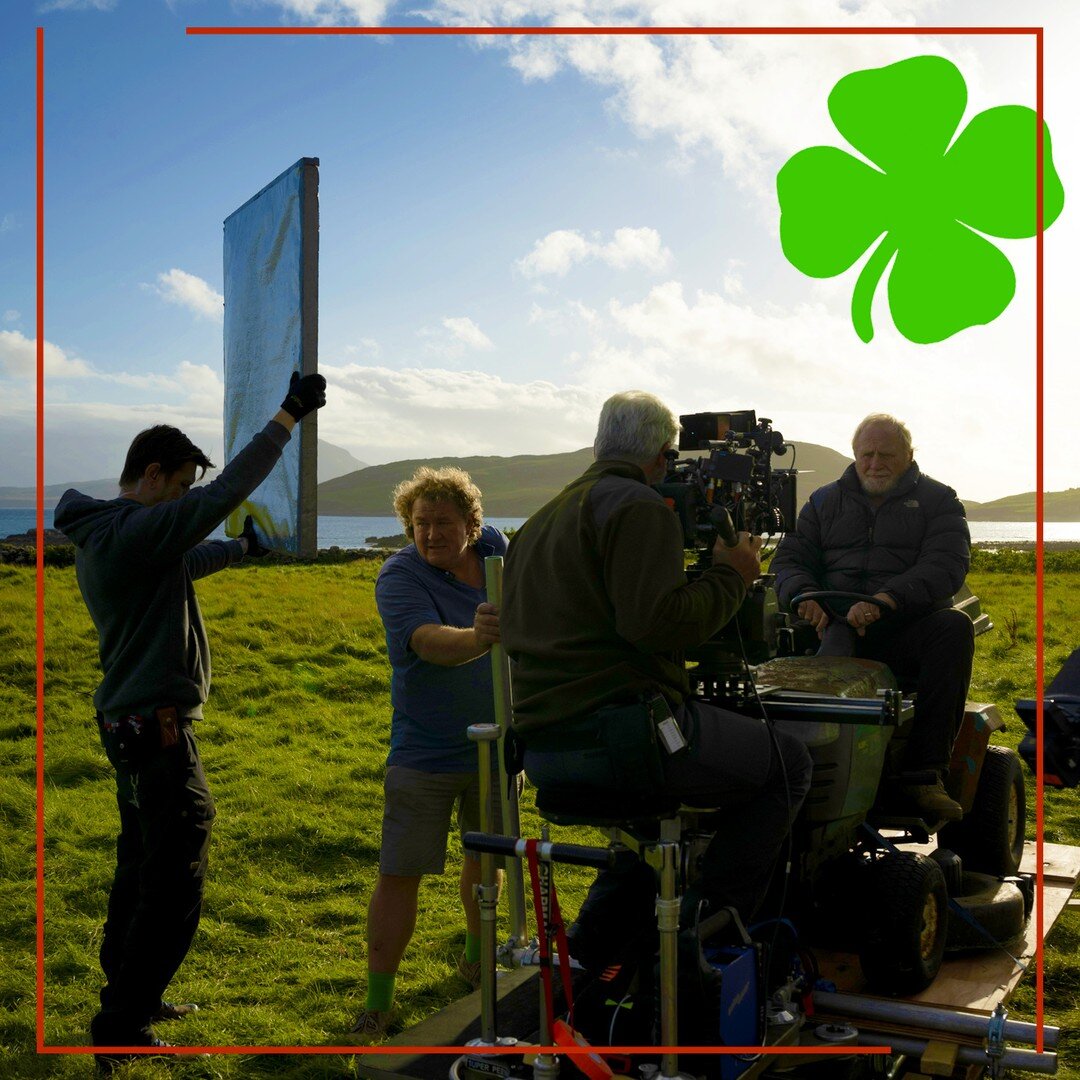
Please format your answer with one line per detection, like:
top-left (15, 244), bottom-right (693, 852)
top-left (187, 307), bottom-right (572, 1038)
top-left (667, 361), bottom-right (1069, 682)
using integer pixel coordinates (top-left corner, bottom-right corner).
top-left (0, 556), bottom-right (1077, 1079)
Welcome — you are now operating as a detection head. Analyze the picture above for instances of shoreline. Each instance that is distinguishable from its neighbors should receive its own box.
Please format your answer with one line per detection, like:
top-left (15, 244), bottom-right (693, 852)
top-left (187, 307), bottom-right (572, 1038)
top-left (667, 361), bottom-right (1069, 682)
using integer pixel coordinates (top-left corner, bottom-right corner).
top-left (972, 540), bottom-right (1080, 551)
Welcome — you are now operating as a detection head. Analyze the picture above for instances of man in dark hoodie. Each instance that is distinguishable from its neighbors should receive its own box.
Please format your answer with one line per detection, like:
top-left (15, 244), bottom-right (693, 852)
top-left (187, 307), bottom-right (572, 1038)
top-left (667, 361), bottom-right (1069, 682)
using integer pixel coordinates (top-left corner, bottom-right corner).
top-left (770, 413), bottom-right (973, 822)
top-left (54, 371), bottom-right (326, 1062)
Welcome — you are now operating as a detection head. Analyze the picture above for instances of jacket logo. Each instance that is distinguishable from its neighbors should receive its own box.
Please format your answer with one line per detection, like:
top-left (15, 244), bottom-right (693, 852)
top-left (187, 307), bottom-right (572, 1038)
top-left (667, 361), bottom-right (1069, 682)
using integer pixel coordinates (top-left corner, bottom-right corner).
top-left (903, 499), bottom-right (919, 508)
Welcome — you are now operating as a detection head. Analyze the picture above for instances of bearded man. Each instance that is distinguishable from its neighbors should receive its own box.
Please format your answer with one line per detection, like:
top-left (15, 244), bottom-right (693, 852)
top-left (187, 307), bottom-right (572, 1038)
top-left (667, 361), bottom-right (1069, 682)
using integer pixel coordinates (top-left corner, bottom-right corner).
top-left (771, 413), bottom-right (973, 822)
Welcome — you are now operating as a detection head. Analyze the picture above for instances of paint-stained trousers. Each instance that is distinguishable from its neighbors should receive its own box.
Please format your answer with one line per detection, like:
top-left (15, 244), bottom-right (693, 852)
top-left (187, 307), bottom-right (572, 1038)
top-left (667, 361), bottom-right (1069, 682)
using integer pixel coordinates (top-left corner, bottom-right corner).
top-left (91, 716), bottom-right (215, 1045)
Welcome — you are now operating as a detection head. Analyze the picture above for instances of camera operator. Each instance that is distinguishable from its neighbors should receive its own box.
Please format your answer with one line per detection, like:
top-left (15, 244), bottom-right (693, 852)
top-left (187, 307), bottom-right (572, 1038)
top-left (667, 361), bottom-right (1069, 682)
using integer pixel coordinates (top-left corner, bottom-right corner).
top-left (55, 372), bottom-right (327, 1067)
top-left (770, 413), bottom-right (973, 822)
top-left (501, 391), bottom-right (812, 967)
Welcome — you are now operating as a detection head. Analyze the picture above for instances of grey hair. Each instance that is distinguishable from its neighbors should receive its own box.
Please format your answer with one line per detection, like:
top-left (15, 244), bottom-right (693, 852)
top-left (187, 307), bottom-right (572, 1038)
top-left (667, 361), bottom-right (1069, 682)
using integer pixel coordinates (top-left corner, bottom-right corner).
top-left (852, 413), bottom-right (914, 457)
top-left (593, 391), bottom-right (680, 464)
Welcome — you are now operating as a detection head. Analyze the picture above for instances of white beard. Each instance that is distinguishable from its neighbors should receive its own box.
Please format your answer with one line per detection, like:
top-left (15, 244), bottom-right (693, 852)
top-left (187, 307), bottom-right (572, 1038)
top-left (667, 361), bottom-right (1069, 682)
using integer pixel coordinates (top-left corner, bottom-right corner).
top-left (860, 474), bottom-right (902, 497)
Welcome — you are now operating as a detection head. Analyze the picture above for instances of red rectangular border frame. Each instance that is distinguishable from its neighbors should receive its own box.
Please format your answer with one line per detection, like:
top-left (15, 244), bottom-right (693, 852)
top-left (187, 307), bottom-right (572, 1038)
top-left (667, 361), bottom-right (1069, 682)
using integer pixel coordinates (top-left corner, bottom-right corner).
top-left (35, 21), bottom-right (1048, 1062)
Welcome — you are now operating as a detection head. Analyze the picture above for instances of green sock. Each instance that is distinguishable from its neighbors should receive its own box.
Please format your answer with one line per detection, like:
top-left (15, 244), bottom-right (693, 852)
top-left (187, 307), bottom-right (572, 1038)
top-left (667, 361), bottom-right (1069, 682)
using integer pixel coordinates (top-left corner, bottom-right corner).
top-left (464, 932), bottom-right (481, 964)
top-left (366, 971), bottom-right (396, 1013)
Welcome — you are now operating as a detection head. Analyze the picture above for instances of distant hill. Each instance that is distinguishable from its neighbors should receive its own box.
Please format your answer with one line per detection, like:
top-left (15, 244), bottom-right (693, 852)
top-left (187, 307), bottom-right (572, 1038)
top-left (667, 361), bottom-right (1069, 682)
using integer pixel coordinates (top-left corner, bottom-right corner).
top-left (317, 441), bottom-right (856, 517)
top-left (0, 439), bottom-right (367, 508)
top-left (12, 442), bottom-right (1074, 521)
top-left (0, 478), bottom-right (121, 506)
top-left (964, 488), bottom-right (1080, 522)
top-left (318, 449), bottom-right (595, 516)
top-left (319, 440), bottom-right (367, 484)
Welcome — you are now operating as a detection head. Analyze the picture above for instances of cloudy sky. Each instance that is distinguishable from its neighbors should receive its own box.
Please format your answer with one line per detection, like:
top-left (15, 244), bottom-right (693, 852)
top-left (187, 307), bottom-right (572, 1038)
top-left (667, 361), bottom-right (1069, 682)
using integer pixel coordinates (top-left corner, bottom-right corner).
top-left (1, 0), bottom-right (1077, 502)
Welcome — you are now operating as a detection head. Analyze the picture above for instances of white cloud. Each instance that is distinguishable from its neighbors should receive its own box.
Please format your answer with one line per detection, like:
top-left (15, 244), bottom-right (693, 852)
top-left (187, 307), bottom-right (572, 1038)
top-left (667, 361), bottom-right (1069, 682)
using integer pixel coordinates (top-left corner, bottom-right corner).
top-left (147, 269), bottom-right (224, 323)
top-left (3, 310), bottom-right (19, 324)
top-left (517, 230), bottom-right (593, 277)
top-left (722, 272), bottom-right (744, 297)
top-left (419, 316), bottom-right (496, 360)
top-left (39, 0), bottom-right (118, 10)
top-left (0, 214), bottom-right (15, 234)
top-left (254, 0), bottom-right (393, 25)
top-left (423, 1), bottom-right (1010, 213)
top-left (317, 361), bottom-right (604, 461)
top-left (602, 227), bottom-right (672, 270)
top-left (528, 300), bottom-right (601, 333)
top-left (443, 316), bottom-right (495, 350)
top-left (517, 226), bottom-right (672, 277)
top-left (344, 337), bottom-right (383, 359)
top-left (566, 276), bottom-right (1032, 501)
top-left (0, 330), bottom-right (95, 380)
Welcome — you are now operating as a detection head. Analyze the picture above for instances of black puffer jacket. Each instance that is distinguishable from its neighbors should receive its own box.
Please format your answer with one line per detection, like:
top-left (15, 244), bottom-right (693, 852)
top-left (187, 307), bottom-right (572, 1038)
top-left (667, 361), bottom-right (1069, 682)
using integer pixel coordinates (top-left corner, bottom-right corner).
top-left (771, 462), bottom-right (970, 617)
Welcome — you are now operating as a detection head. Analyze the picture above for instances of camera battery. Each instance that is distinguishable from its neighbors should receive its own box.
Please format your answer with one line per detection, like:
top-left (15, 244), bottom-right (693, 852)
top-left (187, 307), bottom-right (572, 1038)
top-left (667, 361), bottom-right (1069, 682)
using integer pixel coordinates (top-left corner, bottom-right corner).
top-left (657, 716), bottom-right (687, 755)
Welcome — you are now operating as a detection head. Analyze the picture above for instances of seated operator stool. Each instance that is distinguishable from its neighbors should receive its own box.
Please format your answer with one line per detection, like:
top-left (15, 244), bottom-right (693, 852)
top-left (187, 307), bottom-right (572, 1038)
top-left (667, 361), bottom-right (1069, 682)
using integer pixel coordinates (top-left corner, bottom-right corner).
top-left (533, 783), bottom-right (695, 1080)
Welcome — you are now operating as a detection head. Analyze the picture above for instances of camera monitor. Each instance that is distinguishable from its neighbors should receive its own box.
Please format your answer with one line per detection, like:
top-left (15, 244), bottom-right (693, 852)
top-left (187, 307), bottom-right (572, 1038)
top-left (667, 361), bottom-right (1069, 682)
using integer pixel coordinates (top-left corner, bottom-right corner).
top-left (679, 411), bottom-right (757, 452)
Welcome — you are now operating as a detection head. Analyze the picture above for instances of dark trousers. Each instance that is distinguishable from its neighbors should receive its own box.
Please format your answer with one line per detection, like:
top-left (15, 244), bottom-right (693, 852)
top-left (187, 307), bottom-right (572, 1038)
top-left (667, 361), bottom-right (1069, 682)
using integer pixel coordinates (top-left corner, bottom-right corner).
top-left (819, 608), bottom-right (975, 774)
top-left (93, 718), bottom-right (215, 1044)
top-left (524, 700), bottom-right (813, 946)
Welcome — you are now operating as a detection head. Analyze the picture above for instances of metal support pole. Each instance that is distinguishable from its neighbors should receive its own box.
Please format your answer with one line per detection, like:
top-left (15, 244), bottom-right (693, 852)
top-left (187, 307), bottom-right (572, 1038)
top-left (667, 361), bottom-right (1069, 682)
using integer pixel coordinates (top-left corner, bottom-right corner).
top-left (484, 556), bottom-right (529, 951)
top-left (654, 836), bottom-right (682, 1080)
top-left (854, 1031), bottom-right (1058, 1075)
top-left (468, 723), bottom-right (501, 1046)
top-left (814, 991), bottom-right (1059, 1049)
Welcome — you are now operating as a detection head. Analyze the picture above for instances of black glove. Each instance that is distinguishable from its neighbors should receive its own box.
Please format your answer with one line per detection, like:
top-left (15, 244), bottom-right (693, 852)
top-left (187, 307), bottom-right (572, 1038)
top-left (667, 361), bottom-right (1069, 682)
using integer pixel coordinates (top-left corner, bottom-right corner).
top-left (240, 514), bottom-right (270, 558)
top-left (280, 371), bottom-right (327, 420)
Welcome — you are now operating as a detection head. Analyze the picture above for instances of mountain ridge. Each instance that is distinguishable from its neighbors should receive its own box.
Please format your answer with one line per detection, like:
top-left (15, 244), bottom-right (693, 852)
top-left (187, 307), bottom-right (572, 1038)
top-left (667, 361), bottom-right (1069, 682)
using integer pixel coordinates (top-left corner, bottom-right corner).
top-left (3, 446), bottom-right (1075, 521)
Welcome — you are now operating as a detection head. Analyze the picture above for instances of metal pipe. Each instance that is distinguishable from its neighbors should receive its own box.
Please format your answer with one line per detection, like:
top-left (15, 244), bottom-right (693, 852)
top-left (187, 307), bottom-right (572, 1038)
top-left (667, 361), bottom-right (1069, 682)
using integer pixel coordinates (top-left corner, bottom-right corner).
top-left (655, 839), bottom-right (681, 1080)
top-left (856, 1031), bottom-right (1058, 1074)
top-left (815, 991), bottom-right (1059, 1050)
top-left (463, 831), bottom-right (638, 871)
top-left (485, 556), bottom-right (529, 950)
top-left (468, 723), bottom-right (501, 1047)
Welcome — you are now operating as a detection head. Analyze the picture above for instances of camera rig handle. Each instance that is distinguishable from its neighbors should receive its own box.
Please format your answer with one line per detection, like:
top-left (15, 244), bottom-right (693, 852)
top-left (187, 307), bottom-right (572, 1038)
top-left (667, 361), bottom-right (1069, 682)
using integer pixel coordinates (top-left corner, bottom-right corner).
top-left (710, 504), bottom-right (738, 547)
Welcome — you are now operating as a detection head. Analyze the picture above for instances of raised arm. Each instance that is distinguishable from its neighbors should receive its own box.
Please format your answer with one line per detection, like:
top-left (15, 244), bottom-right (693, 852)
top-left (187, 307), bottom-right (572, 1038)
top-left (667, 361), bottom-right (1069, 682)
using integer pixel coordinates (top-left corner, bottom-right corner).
top-left (126, 374), bottom-right (326, 564)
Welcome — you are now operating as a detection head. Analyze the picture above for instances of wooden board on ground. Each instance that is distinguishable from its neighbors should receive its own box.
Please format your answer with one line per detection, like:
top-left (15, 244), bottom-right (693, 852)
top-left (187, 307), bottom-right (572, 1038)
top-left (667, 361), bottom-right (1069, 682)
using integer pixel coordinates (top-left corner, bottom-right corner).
top-left (815, 841), bottom-right (1079, 1014)
top-left (357, 966), bottom-right (539, 1080)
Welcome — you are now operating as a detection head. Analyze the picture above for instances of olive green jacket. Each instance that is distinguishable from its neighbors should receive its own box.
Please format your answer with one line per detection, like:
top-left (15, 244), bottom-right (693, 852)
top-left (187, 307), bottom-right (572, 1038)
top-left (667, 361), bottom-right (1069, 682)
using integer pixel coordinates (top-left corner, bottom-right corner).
top-left (502, 459), bottom-right (746, 733)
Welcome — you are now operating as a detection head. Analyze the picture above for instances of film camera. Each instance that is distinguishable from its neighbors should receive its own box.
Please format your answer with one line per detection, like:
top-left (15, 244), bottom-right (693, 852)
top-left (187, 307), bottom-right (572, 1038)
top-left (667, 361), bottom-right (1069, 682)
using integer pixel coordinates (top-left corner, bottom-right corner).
top-left (656, 410), bottom-right (798, 549)
top-left (655, 410), bottom-right (800, 679)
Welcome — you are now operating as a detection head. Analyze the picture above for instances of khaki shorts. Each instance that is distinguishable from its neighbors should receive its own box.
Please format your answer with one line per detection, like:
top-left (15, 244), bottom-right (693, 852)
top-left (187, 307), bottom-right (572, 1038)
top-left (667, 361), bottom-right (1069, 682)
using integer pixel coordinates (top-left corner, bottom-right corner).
top-left (378, 766), bottom-right (515, 876)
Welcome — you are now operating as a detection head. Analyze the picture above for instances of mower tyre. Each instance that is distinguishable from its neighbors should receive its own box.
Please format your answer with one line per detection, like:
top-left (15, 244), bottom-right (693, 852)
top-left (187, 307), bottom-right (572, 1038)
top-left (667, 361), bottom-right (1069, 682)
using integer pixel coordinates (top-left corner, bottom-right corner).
top-left (859, 851), bottom-right (947, 995)
top-left (939, 745), bottom-right (1026, 876)
top-left (945, 872), bottom-right (1027, 952)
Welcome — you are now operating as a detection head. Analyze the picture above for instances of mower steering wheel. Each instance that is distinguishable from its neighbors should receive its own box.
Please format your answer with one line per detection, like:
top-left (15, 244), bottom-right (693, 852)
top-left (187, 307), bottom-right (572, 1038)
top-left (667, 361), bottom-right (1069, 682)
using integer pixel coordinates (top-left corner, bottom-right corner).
top-left (790, 590), bottom-right (888, 611)
top-left (789, 590), bottom-right (894, 622)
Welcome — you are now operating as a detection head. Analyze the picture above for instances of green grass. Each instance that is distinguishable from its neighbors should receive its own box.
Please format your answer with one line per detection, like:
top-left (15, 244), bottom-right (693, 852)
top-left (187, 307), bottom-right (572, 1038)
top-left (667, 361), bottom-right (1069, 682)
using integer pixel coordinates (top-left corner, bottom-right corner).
top-left (0, 559), bottom-right (1077, 1078)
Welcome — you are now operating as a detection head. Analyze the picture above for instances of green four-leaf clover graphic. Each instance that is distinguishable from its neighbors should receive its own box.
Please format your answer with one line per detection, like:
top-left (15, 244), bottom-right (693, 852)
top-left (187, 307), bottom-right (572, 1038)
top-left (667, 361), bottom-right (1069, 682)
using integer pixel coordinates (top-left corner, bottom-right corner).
top-left (777, 55), bottom-right (1065, 343)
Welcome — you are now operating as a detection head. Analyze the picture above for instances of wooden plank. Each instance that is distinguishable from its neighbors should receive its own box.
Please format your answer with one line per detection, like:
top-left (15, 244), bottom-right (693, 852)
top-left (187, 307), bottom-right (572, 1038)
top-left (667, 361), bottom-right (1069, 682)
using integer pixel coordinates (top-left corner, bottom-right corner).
top-left (814, 842), bottom-right (1079, 1015)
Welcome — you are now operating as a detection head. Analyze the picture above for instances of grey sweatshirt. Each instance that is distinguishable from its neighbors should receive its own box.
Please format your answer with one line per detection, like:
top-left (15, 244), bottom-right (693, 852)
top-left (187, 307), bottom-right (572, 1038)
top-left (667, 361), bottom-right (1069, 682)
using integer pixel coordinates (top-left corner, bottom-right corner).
top-left (54, 421), bottom-right (290, 721)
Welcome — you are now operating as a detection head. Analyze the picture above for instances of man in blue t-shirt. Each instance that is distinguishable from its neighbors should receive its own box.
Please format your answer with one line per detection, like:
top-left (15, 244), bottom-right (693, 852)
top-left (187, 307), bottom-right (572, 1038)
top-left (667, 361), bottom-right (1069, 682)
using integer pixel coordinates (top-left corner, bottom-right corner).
top-left (346, 467), bottom-right (507, 1045)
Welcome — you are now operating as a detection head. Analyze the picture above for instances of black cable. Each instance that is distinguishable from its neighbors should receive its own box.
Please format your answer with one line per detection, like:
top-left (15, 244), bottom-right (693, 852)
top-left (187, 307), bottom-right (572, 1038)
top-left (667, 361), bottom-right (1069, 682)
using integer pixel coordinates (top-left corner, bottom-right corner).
top-left (731, 612), bottom-right (795, 994)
